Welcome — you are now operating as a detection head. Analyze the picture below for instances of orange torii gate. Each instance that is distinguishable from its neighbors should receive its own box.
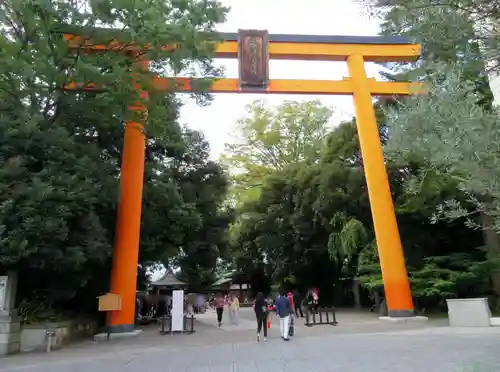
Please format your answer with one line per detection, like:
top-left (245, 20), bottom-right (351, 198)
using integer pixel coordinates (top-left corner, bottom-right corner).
top-left (63, 28), bottom-right (422, 333)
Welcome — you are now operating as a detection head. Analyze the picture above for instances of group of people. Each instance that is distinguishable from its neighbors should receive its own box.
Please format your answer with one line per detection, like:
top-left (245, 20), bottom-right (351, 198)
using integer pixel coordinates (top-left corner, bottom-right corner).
top-left (209, 289), bottom-right (320, 342)
top-left (136, 291), bottom-right (209, 320)
top-left (136, 292), bottom-right (172, 319)
top-left (253, 288), bottom-right (320, 342)
top-left (210, 293), bottom-right (241, 326)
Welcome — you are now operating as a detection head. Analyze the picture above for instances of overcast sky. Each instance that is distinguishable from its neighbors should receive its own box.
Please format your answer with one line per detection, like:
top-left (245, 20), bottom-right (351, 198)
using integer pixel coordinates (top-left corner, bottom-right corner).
top-left (179, 0), bottom-right (383, 159)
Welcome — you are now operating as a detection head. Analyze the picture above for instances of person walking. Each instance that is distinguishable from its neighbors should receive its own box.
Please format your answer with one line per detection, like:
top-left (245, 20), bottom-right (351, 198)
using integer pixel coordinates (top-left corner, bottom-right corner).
top-left (287, 292), bottom-right (296, 337)
top-left (294, 291), bottom-right (304, 318)
top-left (312, 288), bottom-right (319, 314)
top-left (227, 295), bottom-right (233, 323)
top-left (254, 292), bottom-right (268, 342)
top-left (230, 294), bottom-right (240, 325)
top-left (287, 292), bottom-right (295, 314)
top-left (214, 293), bottom-right (224, 327)
top-left (275, 291), bottom-right (292, 341)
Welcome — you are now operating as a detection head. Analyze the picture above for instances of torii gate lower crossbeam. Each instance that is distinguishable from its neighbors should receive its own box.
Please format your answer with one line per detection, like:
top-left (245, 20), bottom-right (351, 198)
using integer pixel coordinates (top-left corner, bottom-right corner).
top-left (63, 28), bottom-right (422, 332)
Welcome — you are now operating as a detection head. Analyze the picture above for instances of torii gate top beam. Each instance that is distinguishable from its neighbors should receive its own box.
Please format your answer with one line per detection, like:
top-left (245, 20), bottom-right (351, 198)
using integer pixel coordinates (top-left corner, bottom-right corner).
top-left (215, 33), bottom-right (419, 62)
top-left (60, 26), bottom-right (421, 96)
top-left (59, 26), bottom-right (420, 63)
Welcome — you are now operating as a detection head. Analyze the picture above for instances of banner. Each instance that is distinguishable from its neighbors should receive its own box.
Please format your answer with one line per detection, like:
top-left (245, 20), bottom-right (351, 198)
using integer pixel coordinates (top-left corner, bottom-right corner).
top-left (171, 290), bottom-right (184, 332)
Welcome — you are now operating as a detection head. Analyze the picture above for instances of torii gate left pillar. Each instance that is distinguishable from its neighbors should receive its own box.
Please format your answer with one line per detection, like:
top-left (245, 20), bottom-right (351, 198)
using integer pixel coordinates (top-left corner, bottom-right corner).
top-left (107, 58), bottom-right (149, 333)
top-left (64, 28), bottom-right (422, 332)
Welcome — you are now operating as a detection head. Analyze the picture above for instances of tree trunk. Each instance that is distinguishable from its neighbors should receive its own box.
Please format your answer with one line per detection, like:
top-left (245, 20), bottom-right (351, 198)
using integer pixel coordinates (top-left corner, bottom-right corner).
top-left (379, 298), bottom-right (388, 317)
top-left (352, 278), bottom-right (361, 309)
top-left (480, 211), bottom-right (500, 300)
top-left (370, 291), bottom-right (382, 313)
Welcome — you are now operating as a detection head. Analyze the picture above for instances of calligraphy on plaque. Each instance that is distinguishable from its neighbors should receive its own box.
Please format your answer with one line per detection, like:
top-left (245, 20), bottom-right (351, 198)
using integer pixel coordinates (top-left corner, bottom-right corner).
top-left (238, 30), bottom-right (269, 90)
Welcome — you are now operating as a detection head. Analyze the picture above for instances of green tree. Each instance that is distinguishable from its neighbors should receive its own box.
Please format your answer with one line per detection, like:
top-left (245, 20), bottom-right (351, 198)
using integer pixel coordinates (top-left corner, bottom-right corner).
top-left (222, 100), bottom-right (332, 206)
top-left (0, 0), bottom-right (229, 312)
top-left (229, 102), bottom-right (488, 310)
top-left (173, 129), bottom-right (232, 291)
top-left (359, 0), bottom-right (493, 104)
top-left (359, 0), bottom-right (500, 67)
top-left (384, 66), bottom-right (500, 301)
top-left (354, 0), bottom-right (499, 308)
top-left (222, 100), bottom-right (335, 298)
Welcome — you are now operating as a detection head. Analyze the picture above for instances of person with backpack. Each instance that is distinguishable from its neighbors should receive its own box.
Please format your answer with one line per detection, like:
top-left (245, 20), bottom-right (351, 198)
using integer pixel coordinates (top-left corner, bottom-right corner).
top-left (254, 292), bottom-right (268, 342)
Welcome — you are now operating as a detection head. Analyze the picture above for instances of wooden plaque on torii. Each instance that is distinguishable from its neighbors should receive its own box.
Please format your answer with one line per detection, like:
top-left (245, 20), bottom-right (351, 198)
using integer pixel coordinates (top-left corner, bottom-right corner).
top-left (238, 30), bottom-right (269, 90)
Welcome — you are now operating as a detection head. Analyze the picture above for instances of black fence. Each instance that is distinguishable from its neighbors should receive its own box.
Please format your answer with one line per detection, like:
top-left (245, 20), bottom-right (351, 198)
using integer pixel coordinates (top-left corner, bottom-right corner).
top-left (304, 307), bottom-right (338, 327)
top-left (159, 314), bottom-right (196, 335)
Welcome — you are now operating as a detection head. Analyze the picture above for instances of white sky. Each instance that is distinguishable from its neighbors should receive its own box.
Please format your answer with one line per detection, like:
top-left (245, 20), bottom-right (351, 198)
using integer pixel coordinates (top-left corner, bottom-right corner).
top-left (179, 0), bottom-right (383, 159)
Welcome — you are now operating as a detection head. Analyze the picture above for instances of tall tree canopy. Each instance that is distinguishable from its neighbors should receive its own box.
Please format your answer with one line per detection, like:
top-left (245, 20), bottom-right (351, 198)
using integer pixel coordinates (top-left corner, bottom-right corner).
top-left (0, 0), bottom-right (231, 314)
top-left (359, 0), bottom-right (500, 65)
top-left (220, 100), bottom-right (334, 294)
top-left (357, 0), bottom-right (500, 304)
top-left (221, 100), bottom-right (332, 206)
top-left (384, 65), bottom-right (500, 298)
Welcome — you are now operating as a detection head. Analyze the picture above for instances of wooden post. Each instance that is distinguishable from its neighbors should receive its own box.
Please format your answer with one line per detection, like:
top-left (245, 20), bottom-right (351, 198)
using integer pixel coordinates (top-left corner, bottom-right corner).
top-left (347, 53), bottom-right (414, 317)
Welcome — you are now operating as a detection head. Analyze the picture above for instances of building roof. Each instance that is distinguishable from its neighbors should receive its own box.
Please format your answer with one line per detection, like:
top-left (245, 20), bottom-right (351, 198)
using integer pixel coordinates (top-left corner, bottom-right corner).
top-left (151, 271), bottom-right (187, 287)
top-left (212, 269), bottom-right (251, 287)
top-left (212, 277), bottom-right (232, 286)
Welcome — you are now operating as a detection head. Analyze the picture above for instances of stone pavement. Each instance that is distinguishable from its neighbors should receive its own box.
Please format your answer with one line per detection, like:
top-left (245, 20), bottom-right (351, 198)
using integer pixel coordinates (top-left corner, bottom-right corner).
top-left (1, 309), bottom-right (499, 372)
top-left (195, 309), bottom-right (258, 331)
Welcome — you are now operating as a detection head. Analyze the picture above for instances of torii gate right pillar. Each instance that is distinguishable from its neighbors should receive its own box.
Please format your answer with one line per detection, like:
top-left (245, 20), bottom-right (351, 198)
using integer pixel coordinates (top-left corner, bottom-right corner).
top-left (347, 53), bottom-right (414, 317)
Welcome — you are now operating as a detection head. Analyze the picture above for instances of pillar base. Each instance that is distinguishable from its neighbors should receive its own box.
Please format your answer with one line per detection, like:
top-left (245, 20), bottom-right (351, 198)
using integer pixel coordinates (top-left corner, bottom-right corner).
top-left (388, 309), bottom-right (416, 318)
top-left (105, 323), bottom-right (135, 333)
top-left (0, 311), bottom-right (21, 355)
top-left (379, 316), bottom-right (428, 324)
top-left (94, 329), bottom-right (142, 342)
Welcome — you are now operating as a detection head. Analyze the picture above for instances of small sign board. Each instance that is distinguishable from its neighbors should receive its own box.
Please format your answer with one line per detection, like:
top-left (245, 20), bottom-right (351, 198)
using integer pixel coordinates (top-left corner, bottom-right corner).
top-left (97, 293), bottom-right (122, 312)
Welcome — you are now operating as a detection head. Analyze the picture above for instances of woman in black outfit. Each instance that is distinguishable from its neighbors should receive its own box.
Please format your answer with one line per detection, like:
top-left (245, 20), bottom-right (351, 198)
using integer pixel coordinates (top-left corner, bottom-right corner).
top-left (254, 292), bottom-right (268, 342)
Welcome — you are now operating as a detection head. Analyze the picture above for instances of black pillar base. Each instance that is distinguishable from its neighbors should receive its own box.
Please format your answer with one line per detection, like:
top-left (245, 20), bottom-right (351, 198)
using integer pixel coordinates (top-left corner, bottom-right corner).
top-left (387, 309), bottom-right (415, 318)
top-left (105, 324), bottom-right (135, 334)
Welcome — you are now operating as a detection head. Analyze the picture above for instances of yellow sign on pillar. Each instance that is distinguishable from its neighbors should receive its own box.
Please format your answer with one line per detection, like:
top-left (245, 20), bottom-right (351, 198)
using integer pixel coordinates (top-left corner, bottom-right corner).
top-left (97, 293), bottom-right (122, 312)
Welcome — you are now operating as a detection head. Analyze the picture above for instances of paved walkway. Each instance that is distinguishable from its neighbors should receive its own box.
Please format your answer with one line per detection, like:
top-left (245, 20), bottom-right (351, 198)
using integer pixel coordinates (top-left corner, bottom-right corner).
top-left (1, 309), bottom-right (499, 372)
top-left (195, 309), bottom-right (257, 331)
